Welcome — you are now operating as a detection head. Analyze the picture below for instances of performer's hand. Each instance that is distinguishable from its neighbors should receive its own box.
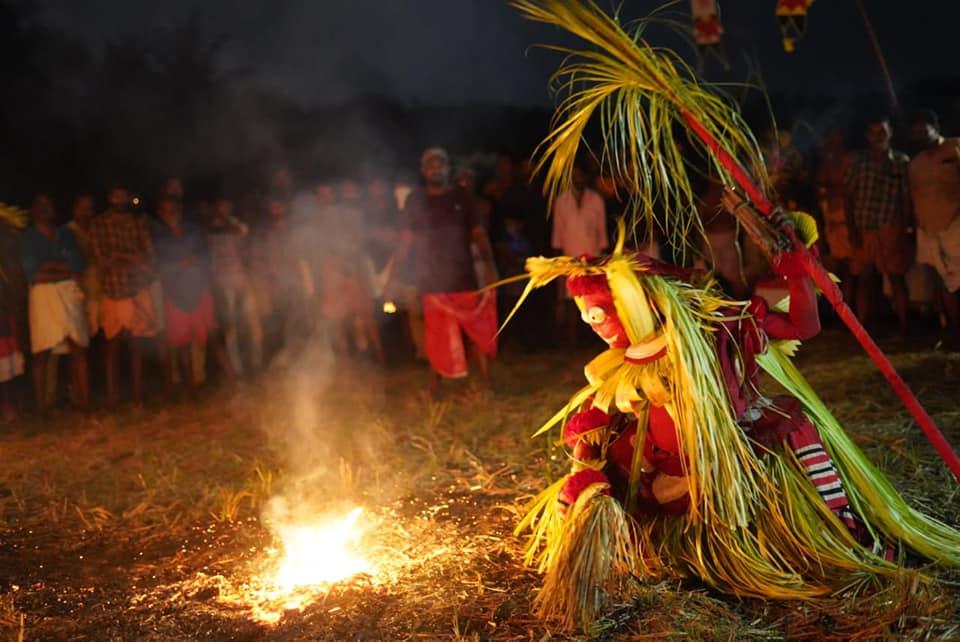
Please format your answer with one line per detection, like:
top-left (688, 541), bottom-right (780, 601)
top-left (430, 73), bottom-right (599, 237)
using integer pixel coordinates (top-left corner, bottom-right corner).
top-left (721, 188), bottom-right (783, 255)
top-left (558, 469), bottom-right (611, 515)
top-left (769, 207), bottom-right (795, 239)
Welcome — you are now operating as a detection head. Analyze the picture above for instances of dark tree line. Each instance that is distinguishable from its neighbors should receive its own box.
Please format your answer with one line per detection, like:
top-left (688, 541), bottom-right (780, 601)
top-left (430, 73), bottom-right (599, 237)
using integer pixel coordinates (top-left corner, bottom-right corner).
top-left (0, 1), bottom-right (552, 206)
top-left (3, 0), bottom-right (959, 209)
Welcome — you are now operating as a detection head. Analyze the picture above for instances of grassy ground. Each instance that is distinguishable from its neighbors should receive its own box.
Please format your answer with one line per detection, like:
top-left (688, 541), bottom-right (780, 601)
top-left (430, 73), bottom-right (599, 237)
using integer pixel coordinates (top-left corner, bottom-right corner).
top-left (0, 328), bottom-right (958, 640)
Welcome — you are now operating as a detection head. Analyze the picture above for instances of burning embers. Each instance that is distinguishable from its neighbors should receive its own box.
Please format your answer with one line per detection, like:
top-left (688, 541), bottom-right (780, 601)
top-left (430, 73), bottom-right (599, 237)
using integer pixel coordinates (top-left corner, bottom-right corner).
top-left (215, 505), bottom-right (375, 624)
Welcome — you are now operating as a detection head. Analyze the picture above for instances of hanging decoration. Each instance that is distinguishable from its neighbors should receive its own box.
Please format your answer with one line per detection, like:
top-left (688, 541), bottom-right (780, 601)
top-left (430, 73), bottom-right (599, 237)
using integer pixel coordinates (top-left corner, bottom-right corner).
top-left (776, 0), bottom-right (814, 53)
top-left (691, 0), bottom-right (728, 68)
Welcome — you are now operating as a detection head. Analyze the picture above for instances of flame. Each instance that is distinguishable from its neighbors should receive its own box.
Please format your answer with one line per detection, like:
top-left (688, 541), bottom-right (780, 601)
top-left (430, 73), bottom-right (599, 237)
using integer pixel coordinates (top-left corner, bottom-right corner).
top-left (272, 507), bottom-right (370, 592)
top-left (382, 300), bottom-right (397, 314)
top-left (216, 506), bottom-right (374, 624)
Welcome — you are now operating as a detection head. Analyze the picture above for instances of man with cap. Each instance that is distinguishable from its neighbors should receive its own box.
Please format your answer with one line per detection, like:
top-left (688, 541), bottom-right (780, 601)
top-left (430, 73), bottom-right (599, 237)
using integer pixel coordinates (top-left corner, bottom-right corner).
top-left (909, 109), bottom-right (960, 346)
top-left (388, 147), bottom-right (498, 394)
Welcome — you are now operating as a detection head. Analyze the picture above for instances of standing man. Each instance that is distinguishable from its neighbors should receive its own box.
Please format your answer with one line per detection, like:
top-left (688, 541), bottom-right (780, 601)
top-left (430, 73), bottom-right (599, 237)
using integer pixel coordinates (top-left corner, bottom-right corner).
top-left (155, 197), bottom-right (227, 388)
top-left (909, 109), bottom-right (960, 346)
top-left (551, 162), bottom-right (608, 346)
top-left (208, 196), bottom-right (262, 374)
top-left (551, 162), bottom-right (608, 259)
top-left (391, 147), bottom-right (498, 394)
top-left (844, 115), bottom-right (913, 336)
top-left (317, 178), bottom-right (383, 363)
top-left (89, 185), bottom-right (156, 405)
top-left (20, 194), bottom-right (90, 412)
top-left (66, 194), bottom-right (102, 339)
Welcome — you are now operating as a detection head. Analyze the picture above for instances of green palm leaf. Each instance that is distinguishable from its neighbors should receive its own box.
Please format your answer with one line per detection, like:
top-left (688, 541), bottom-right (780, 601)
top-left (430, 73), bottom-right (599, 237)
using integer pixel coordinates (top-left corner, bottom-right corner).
top-left (513, 0), bottom-right (770, 253)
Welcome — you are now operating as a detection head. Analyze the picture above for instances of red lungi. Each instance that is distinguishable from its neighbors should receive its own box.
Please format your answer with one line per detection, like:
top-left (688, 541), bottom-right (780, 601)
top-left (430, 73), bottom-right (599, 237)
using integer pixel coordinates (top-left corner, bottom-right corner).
top-left (165, 290), bottom-right (217, 348)
top-left (422, 290), bottom-right (497, 378)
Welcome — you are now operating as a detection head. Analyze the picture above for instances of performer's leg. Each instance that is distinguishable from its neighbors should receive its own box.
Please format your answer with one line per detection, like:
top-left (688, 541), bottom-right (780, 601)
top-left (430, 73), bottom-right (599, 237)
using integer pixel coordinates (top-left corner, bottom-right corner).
top-left (788, 419), bottom-right (850, 514)
top-left (784, 415), bottom-right (886, 553)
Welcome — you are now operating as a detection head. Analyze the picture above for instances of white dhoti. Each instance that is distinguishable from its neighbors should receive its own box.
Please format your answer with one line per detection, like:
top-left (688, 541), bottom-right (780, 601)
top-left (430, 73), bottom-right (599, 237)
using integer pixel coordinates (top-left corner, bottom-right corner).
top-left (917, 216), bottom-right (960, 293)
top-left (29, 280), bottom-right (90, 354)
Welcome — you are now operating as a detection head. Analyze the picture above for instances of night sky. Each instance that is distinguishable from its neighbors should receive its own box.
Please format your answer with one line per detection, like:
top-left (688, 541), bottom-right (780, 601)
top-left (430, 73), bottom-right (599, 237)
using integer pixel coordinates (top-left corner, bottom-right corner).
top-left (30, 1), bottom-right (959, 107)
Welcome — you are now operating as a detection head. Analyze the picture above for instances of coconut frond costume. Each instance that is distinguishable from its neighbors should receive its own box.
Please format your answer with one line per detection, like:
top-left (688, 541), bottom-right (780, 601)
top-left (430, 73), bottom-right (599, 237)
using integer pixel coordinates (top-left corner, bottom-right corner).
top-left (511, 227), bottom-right (960, 632)
top-left (506, 1), bottom-right (960, 631)
top-left (512, 0), bottom-right (960, 480)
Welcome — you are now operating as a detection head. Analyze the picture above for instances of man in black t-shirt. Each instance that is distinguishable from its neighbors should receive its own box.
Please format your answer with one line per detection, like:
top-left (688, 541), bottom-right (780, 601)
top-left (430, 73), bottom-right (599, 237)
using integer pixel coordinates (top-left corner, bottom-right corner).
top-left (391, 147), bottom-right (498, 394)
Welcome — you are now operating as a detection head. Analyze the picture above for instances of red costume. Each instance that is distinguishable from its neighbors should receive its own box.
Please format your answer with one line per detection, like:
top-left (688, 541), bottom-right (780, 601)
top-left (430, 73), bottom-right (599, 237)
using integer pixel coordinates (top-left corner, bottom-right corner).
top-left (557, 248), bottom-right (868, 541)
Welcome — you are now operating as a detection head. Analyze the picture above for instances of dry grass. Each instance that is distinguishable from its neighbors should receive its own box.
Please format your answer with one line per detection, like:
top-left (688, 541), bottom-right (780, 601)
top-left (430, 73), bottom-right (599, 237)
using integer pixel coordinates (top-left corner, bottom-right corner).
top-left (0, 328), bottom-right (958, 640)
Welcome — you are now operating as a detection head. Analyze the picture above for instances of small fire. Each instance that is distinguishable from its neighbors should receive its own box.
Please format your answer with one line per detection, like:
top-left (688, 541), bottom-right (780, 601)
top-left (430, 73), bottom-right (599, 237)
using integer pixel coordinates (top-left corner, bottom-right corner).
top-left (272, 507), bottom-right (369, 592)
top-left (217, 506), bottom-right (374, 624)
top-left (382, 300), bottom-right (397, 314)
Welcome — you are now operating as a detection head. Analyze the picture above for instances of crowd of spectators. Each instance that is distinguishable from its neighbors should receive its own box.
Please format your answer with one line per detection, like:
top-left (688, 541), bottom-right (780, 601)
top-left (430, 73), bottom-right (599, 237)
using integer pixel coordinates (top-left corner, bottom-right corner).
top-left (1, 107), bottom-right (958, 419)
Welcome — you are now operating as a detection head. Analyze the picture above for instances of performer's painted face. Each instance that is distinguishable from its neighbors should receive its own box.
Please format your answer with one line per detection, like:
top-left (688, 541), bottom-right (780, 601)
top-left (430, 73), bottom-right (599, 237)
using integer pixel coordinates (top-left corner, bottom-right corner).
top-left (576, 291), bottom-right (629, 348)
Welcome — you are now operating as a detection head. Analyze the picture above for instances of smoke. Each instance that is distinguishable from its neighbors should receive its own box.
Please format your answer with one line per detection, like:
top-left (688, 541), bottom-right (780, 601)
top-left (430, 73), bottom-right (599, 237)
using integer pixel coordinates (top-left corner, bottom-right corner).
top-left (250, 186), bottom-right (396, 533)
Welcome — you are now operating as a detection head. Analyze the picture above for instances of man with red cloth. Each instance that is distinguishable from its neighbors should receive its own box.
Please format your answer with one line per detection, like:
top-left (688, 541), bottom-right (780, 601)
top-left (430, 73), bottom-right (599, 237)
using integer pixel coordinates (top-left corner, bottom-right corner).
top-left (391, 147), bottom-right (498, 394)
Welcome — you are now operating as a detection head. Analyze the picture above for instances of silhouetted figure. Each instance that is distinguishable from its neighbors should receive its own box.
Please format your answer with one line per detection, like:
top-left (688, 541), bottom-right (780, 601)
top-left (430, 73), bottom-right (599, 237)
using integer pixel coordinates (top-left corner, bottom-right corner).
top-left (209, 197), bottom-right (262, 374)
top-left (844, 116), bottom-right (913, 336)
top-left (909, 109), bottom-right (960, 346)
top-left (155, 197), bottom-right (230, 388)
top-left (89, 186), bottom-right (156, 405)
top-left (391, 147), bottom-right (498, 395)
top-left (22, 194), bottom-right (90, 412)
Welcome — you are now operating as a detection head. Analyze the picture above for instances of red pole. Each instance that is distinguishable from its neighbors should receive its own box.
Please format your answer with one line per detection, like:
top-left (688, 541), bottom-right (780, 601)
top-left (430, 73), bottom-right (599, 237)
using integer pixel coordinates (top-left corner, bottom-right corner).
top-left (682, 111), bottom-right (960, 483)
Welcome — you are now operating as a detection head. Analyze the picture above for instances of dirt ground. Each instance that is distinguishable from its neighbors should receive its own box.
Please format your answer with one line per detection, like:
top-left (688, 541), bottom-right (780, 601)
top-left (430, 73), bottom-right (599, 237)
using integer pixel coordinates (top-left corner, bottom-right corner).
top-left (1, 327), bottom-right (959, 641)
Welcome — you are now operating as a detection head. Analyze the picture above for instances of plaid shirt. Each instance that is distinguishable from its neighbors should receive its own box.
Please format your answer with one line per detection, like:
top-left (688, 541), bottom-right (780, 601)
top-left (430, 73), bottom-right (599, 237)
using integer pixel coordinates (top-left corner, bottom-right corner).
top-left (89, 211), bottom-right (154, 299)
top-left (844, 149), bottom-right (910, 230)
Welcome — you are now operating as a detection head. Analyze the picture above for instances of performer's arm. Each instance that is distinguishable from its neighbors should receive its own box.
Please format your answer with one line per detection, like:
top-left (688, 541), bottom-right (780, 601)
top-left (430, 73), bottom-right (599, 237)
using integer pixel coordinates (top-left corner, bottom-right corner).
top-left (761, 250), bottom-right (821, 341)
